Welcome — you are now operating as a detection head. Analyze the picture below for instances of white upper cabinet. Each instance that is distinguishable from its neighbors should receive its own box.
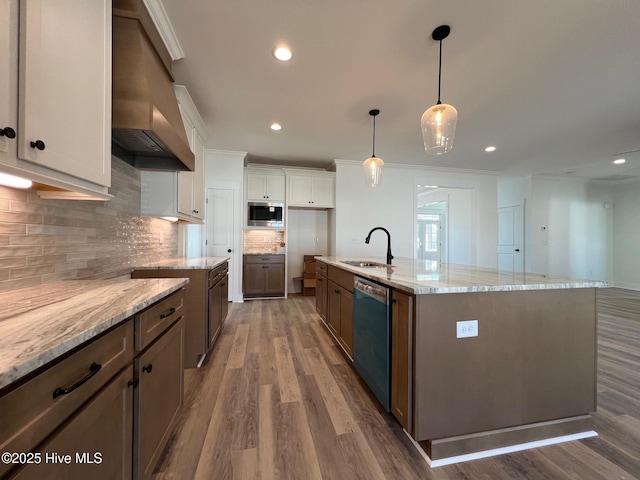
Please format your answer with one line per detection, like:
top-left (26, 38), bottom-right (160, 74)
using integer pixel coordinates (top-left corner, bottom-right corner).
top-left (285, 171), bottom-right (335, 208)
top-left (246, 173), bottom-right (285, 202)
top-left (0, 0), bottom-right (112, 200)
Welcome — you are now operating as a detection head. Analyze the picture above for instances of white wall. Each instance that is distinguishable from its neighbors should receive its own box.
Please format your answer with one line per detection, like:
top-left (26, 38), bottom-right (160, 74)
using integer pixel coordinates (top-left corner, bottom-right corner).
top-left (612, 180), bottom-right (640, 289)
top-left (333, 160), bottom-right (498, 268)
top-left (286, 209), bottom-right (329, 292)
top-left (498, 175), bottom-right (613, 281)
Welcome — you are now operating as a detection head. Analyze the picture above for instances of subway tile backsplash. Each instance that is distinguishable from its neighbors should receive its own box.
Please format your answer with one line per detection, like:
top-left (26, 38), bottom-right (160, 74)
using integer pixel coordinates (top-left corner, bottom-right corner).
top-left (0, 157), bottom-right (179, 293)
top-left (243, 230), bottom-right (285, 254)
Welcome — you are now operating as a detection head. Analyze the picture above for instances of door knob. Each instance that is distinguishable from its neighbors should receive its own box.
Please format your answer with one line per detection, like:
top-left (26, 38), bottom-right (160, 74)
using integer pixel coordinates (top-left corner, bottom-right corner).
top-left (227, 249), bottom-right (232, 253)
top-left (0, 127), bottom-right (16, 138)
top-left (30, 140), bottom-right (46, 151)
top-left (515, 249), bottom-right (520, 252)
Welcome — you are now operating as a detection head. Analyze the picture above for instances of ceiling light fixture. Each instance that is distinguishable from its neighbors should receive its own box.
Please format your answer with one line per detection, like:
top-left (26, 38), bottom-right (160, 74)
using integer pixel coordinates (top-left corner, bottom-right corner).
top-left (485, 146), bottom-right (496, 152)
top-left (270, 123), bottom-right (282, 131)
top-left (273, 46), bottom-right (292, 62)
top-left (0, 172), bottom-right (33, 189)
top-left (613, 158), bottom-right (626, 165)
top-left (363, 109), bottom-right (384, 187)
top-left (421, 25), bottom-right (457, 155)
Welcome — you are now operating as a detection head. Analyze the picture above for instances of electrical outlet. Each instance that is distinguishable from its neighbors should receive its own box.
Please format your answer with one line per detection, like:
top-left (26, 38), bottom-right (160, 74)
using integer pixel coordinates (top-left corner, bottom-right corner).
top-left (159, 230), bottom-right (164, 244)
top-left (351, 236), bottom-right (361, 244)
top-left (456, 320), bottom-right (478, 338)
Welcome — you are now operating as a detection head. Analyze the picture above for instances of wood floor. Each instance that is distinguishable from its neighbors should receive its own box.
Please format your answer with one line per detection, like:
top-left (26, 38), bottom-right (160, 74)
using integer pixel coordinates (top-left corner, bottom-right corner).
top-left (153, 288), bottom-right (640, 480)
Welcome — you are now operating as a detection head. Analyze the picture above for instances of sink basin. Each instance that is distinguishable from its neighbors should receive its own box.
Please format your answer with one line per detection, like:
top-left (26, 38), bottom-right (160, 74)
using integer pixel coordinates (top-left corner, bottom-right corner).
top-left (341, 260), bottom-right (390, 268)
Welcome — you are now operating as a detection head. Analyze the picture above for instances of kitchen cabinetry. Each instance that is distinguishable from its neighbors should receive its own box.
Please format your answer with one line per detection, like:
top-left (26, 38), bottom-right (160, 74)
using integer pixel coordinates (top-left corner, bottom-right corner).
top-left (243, 255), bottom-right (285, 298)
top-left (132, 260), bottom-right (229, 369)
top-left (140, 86), bottom-right (206, 223)
top-left (246, 171), bottom-right (285, 202)
top-left (323, 264), bottom-right (354, 358)
top-left (0, 288), bottom-right (185, 480)
top-left (286, 172), bottom-right (335, 208)
top-left (0, 0), bottom-right (112, 200)
top-left (391, 290), bottom-right (413, 432)
top-left (315, 261), bottom-right (328, 321)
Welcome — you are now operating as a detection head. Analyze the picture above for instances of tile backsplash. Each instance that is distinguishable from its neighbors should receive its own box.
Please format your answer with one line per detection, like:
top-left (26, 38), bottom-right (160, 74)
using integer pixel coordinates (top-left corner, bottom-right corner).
top-left (0, 157), bottom-right (179, 293)
top-left (243, 230), bottom-right (285, 254)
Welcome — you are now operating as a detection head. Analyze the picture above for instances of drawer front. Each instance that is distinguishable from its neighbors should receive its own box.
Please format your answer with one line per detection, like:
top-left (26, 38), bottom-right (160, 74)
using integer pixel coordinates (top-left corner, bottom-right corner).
top-left (135, 289), bottom-right (185, 351)
top-left (317, 261), bottom-right (328, 276)
top-left (244, 255), bottom-right (285, 265)
top-left (0, 321), bottom-right (134, 478)
top-left (328, 265), bottom-right (354, 292)
top-left (208, 263), bottom-right (228, 288)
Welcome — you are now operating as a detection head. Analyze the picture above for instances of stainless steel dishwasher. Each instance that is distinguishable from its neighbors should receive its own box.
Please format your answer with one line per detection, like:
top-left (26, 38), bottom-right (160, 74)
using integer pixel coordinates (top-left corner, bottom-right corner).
top-left (353, 276), bottom-right (391, 411)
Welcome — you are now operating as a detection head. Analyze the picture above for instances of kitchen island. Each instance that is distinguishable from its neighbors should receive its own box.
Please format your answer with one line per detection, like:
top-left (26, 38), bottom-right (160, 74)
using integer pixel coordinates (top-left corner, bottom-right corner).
top-left (316, 257), bottom-right (606, 466)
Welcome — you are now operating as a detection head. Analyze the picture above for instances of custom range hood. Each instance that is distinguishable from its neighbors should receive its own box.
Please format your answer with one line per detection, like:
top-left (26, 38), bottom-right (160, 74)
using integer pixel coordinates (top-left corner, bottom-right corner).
top-left (111, 0), bottom-right (194, 171)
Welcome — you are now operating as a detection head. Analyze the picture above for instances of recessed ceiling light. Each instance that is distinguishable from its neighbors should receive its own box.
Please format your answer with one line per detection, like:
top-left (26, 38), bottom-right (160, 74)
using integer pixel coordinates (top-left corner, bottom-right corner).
top-left (613, 158), bottom-right (626, 165)
top-left (484, 146), bottom-right (496, 152)
top-left (273, 46), bottom-right (292, 61)
top-left (270, 123), bottom-right (282, 131)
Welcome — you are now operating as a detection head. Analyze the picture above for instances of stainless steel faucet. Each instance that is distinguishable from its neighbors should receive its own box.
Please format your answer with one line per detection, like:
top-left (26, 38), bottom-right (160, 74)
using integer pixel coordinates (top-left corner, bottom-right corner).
top-left (365, 227), bottom-right (394, 265)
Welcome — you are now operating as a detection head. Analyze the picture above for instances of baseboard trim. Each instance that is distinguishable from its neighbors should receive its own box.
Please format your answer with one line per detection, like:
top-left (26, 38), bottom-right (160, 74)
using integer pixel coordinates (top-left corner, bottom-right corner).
top-left (404, 429), bottom-right (598, 468)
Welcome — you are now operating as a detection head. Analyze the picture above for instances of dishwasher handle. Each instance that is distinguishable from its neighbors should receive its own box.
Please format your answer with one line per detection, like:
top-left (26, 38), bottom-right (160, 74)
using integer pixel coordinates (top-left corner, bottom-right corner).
top-left (354, 277), bottom-right (389, 304)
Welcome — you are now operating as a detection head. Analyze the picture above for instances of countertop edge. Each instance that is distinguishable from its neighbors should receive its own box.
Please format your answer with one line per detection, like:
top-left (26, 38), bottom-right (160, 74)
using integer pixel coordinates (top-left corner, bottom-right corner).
top-left (131, 256), bottom-right (229, 270)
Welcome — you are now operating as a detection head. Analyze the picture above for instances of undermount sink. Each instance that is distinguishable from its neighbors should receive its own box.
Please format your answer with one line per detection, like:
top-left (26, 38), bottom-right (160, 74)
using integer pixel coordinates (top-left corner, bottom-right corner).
top-left (341, 260), bottom-right (390, 268)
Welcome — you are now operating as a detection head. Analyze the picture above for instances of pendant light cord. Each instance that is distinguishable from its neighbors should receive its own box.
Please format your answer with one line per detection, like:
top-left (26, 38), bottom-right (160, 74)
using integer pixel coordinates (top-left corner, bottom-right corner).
top-left (437, 39), bottom-right (442, 105)
top-left (372, 114), bottom-right (376, 157)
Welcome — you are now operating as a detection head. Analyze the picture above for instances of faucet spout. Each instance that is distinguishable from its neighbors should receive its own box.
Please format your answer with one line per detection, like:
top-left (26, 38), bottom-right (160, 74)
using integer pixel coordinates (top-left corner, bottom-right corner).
top-left (365, 227), bottom-right (394, 265)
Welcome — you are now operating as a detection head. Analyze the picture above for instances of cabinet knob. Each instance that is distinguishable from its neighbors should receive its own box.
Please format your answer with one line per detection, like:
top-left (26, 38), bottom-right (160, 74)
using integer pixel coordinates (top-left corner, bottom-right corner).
top-left (0, 127), bottom-right (16, 139)
top-left (142, 364), bottom-right (153, 374)
top-left (30, 140), bottom-right (46, 151)
top-left (334, 289), bottom-right (340, 294)
top-left (127, 379), bottom-right (138, 388)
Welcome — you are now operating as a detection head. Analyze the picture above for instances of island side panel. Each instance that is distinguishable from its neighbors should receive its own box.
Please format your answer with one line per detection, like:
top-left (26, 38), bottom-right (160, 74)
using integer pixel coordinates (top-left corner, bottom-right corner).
top-left (413, 288), bottom-right (597, 441)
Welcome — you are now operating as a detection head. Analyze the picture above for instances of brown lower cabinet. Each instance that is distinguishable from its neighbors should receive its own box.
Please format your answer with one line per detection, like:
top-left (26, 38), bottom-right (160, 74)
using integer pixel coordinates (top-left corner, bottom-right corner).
top-left (315, 266), bottom-right (328, 321)
top-left (317, 262), bottom-right (353, 359)
top-left (1, 289), bottom-right (186, 480)
top-left (243, 255), bottom-right (285, 298)
top-left (391, 290), bottom-right (413, 432)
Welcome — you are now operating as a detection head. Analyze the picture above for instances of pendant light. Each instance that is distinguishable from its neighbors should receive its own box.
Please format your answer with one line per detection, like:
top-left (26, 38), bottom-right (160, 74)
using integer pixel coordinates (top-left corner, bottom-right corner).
top-left (363, 109), bottom-right (384, 187)
top-left (421, 25), bottom-right (457, 155)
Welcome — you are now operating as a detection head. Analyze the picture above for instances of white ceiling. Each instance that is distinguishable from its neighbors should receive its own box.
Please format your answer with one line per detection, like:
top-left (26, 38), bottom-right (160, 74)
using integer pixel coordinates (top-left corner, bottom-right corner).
top-left (160, 0), bottom-right (640, 181)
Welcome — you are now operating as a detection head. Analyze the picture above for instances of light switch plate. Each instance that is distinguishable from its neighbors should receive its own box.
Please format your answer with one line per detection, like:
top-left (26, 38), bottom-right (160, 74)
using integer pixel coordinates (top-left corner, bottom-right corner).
top-left (456, 320), bottom-right (478, 338)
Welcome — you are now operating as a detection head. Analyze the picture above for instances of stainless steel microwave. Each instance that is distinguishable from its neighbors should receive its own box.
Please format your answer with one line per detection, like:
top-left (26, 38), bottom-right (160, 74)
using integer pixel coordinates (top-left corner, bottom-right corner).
top-left (248, 202), bottom-right (284, 228)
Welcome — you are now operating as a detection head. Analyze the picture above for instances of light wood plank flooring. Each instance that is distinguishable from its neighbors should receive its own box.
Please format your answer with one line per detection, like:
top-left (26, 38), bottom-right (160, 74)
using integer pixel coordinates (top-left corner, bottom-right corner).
top-left (153, 289), bottom-right (640, 480)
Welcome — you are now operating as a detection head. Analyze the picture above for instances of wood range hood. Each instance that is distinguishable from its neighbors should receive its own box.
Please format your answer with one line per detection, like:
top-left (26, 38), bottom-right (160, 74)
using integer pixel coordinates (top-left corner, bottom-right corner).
top-left (111, 0), bottom-right (194, 172)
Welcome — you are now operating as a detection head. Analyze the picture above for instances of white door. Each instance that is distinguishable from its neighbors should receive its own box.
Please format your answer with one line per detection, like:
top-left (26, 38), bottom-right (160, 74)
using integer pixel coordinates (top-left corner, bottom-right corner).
top-left (497, 205), bottom-right (524, 273)
top-left (206, 188), bottom-right (234, 301)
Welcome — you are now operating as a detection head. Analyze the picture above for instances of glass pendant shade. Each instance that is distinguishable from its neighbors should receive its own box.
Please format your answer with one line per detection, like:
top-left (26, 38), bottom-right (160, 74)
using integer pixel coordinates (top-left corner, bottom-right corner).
top-left (421, 103), bottom-right (457, 155)
top-left (363, 156), bottom-right (384, 187)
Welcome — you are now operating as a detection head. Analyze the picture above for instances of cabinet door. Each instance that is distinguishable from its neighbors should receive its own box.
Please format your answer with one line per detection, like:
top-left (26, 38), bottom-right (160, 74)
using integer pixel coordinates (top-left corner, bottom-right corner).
top-left (0, 0), bottom-right (18, 164)
top-left (177, 111), bottom-right (196, 217)
top-left (135, 319), bottom-right (184, 480)
top-left (191, 129), bottom-right (205, 220)
top-left (264, 263), bottom-right (285, 295)
top-left (220, 275), bottom-right (229, 322)
top-left (208, 282), bottom-right (222, 347)
top-left (288, 176), bottom-right (312, 205)
top-left (265, 175), bottom-right (285, 201)
top-left (18, 0), bottom-right (111, 187)
top-left (243, 262), bottom-right (266, 295)
top-left (391, 291), bottom-right (413, 431)
top-left (339, 288), bottom-right (353, 358)
top-left (10, 367), bottom-right (134, 480)
top-left (246, 173), bottom-right (267, 200)
top-left (311, 177), bottom-right (335, 207)
top-left (327, 281), bottom-right (341, 336)
top-left (316, 273), bottom-right (327, 321)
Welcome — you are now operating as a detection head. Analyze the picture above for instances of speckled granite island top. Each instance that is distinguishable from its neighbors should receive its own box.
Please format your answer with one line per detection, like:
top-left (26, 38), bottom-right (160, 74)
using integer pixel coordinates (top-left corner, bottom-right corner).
top-left (0, 277), bottom-right (188, 390)
top-left (132, 256), bottom-right (229, 270)
top-left (317, 257), bottom-right (607, 294)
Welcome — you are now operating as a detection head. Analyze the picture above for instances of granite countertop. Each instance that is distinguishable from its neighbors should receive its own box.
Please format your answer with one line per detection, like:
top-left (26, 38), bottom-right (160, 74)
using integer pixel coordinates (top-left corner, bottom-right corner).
top-left (0, 277), bottom-right (188, 390)
top-left (132, 256), bottom-right (229, 270)
top-left (317, 257), bottom-right (607, 294)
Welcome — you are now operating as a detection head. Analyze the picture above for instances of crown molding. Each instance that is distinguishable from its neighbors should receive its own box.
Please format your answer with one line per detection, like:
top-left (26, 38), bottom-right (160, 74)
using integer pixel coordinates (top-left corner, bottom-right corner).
top-left (142, 0), bottom-right (185, 61)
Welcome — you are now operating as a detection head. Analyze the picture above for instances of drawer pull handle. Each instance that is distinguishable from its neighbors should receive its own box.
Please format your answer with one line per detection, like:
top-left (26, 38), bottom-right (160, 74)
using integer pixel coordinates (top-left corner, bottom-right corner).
top-left (52, 362), bottom-right (102, 399)
top-left (160, 307), bottom-right (177, 319)
top-left (143, 364), bottom-right (153, 374)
